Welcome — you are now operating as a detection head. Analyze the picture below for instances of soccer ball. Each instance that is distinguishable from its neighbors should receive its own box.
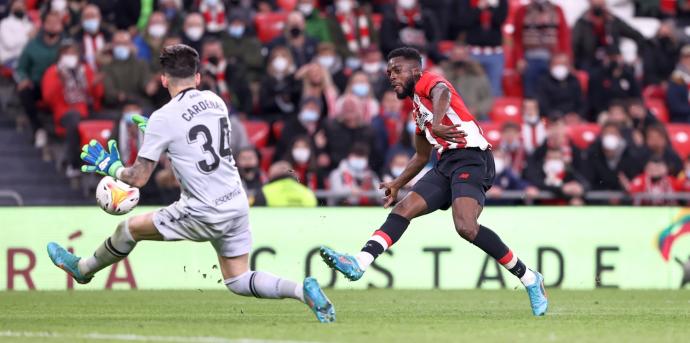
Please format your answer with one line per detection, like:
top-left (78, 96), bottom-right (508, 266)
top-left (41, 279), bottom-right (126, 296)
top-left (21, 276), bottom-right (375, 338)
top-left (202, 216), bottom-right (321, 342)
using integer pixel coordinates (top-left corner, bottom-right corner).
top-left (96, 176), bottom-right (139, 215)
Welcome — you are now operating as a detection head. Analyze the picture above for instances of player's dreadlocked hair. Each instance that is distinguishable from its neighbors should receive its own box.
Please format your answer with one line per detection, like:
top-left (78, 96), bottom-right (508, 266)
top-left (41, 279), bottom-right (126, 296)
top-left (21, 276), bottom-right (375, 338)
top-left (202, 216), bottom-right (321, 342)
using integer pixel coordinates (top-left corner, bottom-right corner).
top-left (159, 44), bottom-right (200, 79)
top-left (387, 47), bottom-right (422, 65)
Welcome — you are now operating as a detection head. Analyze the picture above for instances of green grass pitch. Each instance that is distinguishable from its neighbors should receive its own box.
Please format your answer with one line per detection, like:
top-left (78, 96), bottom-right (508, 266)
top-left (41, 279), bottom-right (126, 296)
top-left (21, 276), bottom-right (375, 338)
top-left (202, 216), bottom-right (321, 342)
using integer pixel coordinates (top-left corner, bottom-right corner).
top-left (1, 289), bottom-right (689, 342)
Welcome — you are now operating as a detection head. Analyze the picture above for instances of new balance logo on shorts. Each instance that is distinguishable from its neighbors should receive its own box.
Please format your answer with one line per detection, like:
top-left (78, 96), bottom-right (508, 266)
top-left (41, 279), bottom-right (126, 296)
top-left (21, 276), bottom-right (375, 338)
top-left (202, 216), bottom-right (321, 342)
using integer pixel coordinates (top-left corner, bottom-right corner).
top-left (459, 173), bottom-right (470, 180)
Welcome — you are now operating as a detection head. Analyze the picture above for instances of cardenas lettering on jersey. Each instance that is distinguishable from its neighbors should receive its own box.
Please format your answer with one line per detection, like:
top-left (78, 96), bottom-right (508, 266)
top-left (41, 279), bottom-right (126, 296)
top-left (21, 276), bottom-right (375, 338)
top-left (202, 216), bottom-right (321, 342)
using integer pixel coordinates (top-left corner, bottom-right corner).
top-left (181, 99), bottom-right (224, 121)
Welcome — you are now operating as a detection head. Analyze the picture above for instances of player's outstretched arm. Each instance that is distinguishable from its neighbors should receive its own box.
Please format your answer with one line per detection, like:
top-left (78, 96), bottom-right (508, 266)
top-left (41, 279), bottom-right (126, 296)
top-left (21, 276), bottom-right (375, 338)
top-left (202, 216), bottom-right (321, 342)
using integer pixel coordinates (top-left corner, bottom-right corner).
top-left (117, 157), bottom-right (157, 188)
top-left (429, 83), bottom-right (466, 143)
top-left (380, 135), bottom-right (433, 208)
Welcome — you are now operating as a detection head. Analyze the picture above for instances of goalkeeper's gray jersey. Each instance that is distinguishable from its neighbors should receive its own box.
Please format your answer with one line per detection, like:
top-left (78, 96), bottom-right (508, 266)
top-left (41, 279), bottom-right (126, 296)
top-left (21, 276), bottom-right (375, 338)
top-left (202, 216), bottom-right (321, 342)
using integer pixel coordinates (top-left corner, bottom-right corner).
top-left (138, 88), bottom-right (248, 223)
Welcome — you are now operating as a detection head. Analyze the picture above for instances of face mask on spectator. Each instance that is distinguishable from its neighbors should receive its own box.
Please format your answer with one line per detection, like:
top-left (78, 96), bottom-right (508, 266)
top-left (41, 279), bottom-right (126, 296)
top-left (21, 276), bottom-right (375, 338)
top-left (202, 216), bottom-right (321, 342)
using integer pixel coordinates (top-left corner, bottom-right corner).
top-left (524, 113), bottom-right (540, 125)
top-left (494, 157), bottom-right (506, 174)
top-left (123, 111), bottom-right (140, 123)
top-left (148, 24), bottom-right (167, 38)
top-left (318, 55), bottom-right (335, 69)
top-left (592, 5), bottom-right (604, 17)
top-left (352, 83), bottom-right (370, 97)
top-left (58, 54), bottom-right (79, 69)
top-left (113, 45), bottom-right (130, 61)
top-left (362, 62), bottom-right (381, 74)
top-left (544, 159), bottom-right (565, 175)
top-left (391, 166), bottom-right (405, 178)
top-left (407, 121), bottom-right (417, 133)
top-left (82, 18), bottom-right (100, 34)
top-left (292, 148), bottom-right (311, 163)
top-left (346, 57), bottom-right (361, 70)
top-left (336, 0), bottom-right (353, 13)
top-left (52, 0), bottom-right (67, 12)
top-left (550, 65), bottom-right (569, 81)
top-left (398, 0), bottom-right (416, 10)
top-left (205, 0), bottom-right (219, 7)
top-left (272, 56), bottom-right (289, 72)
top-left (348, 157), bottom-right (368, 171)
top-left (13, 9), bottom-right (25, 19)
top-left (298, 3), bottom-right (314, 16)
top-left (299, 109), bottom-right (319, 123)
top-left (207, 55), bottom-right (220, 65)
top-left (186, 27), bottom-right (204, 41)
top-left (228, 24), bottom-right (245, 38)
top-left (602, 134), bottom-right (621, 151)
top-left (289, 26), bottom-right (302, 38)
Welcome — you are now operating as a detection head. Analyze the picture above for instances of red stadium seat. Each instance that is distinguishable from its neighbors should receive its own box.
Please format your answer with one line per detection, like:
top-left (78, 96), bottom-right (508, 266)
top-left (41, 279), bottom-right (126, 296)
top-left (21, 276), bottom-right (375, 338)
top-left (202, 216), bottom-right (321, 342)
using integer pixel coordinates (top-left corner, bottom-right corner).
top-left (242, 120), bottom-right (270, 148)
top-left (78, 120), bottom-right (114, 148)
top-left (272, 121), bottom-right (285, 141)
top-left (437, 40), bottom-right (455, 57)
top-left (503, 42), bottom-right (516, 69)
top-left (479, 122), bottom-right (502, 147)
top-left (489, 97), bottom-right (522, 124)
top-left (259, 146), bottom-right (275, 172)
top-left (667, 124), bottom-right (690, 159)
top-left (646, 98), bottom-right (670, 123)
top-left (371, 13), bottom-right (383, 30)
top-left (574, 70), bottom-right (589, 95)
top-left (254, 12), bottom-right (288, 44)
top-left (567, 123), bottom-right (600, 150)
top-left (661, 0), bottom-right (676, 15)
top-left (502, 70), bottom-right (523, 98)
top-left (276, 0), bottom-right (297, 11)
top-left (643, 84), bottom-right (666, 102)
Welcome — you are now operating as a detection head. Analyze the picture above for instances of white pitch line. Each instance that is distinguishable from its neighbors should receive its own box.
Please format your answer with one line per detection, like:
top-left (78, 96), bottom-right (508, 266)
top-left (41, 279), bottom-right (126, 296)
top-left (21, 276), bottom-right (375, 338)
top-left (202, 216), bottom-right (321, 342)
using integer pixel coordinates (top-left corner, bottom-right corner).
top-left (0, 331), bottom-right (318, 343)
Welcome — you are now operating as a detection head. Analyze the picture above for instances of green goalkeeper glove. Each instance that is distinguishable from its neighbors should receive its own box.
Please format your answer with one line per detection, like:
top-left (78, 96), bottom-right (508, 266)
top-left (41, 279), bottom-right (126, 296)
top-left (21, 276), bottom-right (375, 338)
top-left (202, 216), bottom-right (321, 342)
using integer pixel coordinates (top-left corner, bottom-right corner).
top-left (80, 139), bottom-right (124, 178)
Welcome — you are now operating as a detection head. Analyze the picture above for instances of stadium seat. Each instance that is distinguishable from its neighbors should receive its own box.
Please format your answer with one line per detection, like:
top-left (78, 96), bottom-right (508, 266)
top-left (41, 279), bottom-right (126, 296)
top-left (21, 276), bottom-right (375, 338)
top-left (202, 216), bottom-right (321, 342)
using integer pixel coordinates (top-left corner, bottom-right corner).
top-left (479, 122), bottom-right (502, 147)
top-left (489, 97), bottom-right (522, 124)
top-left (371, 13), bottom-right (383, 30)
top-left (254, 12), bottom-right (288, 44)
top-left (502, 70), bottom-right (523, 98)
top-left (276, 0), bottom-right (296, 12)
top-left (437, 40), bottom-right (455, 57)
top-left (272, 121), bottom-right (284, 141)
top-left (78, 120), bottom-right (114, 148)
top-left (503, 43), bottom-right (516, 69)
top-left (667, 124), bottom-right (690, 159)
top-left (643, 84), bottom-right (666, 102)
top-left (574, 70), bottom-right (589, 95)
top-left (661, 0), bottom-right (676, 15)
top-left (242, 120), bottom-right (270, 148)
top-left (646, 98), bottom-right (670, 123)
top-left (567, 123), bottom-right (600, 150)
top-left (259, 146), bottom-right (275, 172)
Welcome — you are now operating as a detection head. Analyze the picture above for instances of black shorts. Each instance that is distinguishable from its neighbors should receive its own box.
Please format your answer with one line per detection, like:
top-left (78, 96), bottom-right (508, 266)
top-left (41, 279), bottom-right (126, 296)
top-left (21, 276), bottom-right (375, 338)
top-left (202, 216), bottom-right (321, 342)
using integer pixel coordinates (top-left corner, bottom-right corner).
top-left (411, 148), bottom-right (495, 211)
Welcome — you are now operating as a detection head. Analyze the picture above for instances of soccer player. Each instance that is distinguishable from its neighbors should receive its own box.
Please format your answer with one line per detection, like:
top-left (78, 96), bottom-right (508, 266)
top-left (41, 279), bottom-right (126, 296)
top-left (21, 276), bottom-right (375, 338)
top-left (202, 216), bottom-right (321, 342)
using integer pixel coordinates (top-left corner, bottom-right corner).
top-left (320, 47), bottom-right (548, 316)
top-left (46, 44), bottom-right (335, 323)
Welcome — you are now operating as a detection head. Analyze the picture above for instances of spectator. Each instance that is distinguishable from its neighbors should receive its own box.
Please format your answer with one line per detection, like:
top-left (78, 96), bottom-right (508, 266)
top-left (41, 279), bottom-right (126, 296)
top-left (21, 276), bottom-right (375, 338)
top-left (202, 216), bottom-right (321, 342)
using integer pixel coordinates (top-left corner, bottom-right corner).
top-left (521, 97), bottom-right (547, 155)
top-left (373, 90), bottom-right (405, 158)
top-left (386, 119), bottom-right (417, 164)
top-left (219, 12), bottom-right (264, 83)
top-left (627, 157), bottom-right (681, 206)
top-left (282, 135), bottom-right (326, 191)
top-left (643, 123), bottom-right (683, 176)
top-left (536, 53), bottom-right (585, 122)
top-left (525, 147), bottom-right (589, 205)
top-left (258, 45), bottom-right (302, 121)
top-left (16, 11), bottom-right (63, 148)
top-left (254, 161), bottom-right (318, 207)
top-left (628, 98), bottom-right (659, 134)
top-left (133, 11), bottom-right (168, 68)
top-left (237, 147), bottom-right (267, 203)
top-left (335, 71), bottom-right (380, 122)
top-left (0, 0), bottom-right (34, 68)
top-left (328, 143), bottom-right (382, 206)
top-left (275, 97), bottom-right (330, 168)
top-left (643, 19), bottom-right (680, 86)
top-left (359, 46), bottom-right (390, 100)
top-left (487, 149), bottom-right (540, 205)
top-left (198, 0), bottom-right (226, 34)
top-left (268, 11), bottom-right (319, 68)
top-left (587, 46), bottom-right (640, 120)
top-left (583, 122), bottom-right (645, 192)
top-left (325, 94), bottom-right (377, 168)
top-left (572, 0), bottom-right (644, 71)
top-left (41, 41), bottom-right (104, 176)
top-left (327, 0), bottom-right (378, 59)
top-left (91, 0), bottom-right (141, 31)
top-left (380, 0), bottom-right (441, 58)
top-left (298, 0), bottom-right (332, 43)
top-left (314, 42), bottom-right (348, 92)
top-left (101, 30), bottom-right (157, 111)
top-left (159, 0), bottom-right (185, 34)
top-left (498, 122), bottom-right (527, 174)
top-left (154, 155), bottom-right (181, 205)
top-left (47, 0), bottom-right (75, 27)
top-left (73, 4), bottom-right (112, 71)
top-left (667, 45), bottom-right (690, 123)
top-left (443, 43), bottom-right (493, 120)
top-left (296, 62), bottom-right (339, 117)
top-left (381, 151), bottom-right (414, 197)
top-left (513, 0), bottom-right (570, 97)
top-left (530, 117), bottom-right (585, 174)
top-left (456, 0), bottom-right (508, 96)
top-left (674, 156), bottom-right (690, 191)
top-left (181, 13), bottom-right (206, 53)
top-left (116, 102), bottom-right (145, 166)
top-left (199, 39), bottom-right (252, 114)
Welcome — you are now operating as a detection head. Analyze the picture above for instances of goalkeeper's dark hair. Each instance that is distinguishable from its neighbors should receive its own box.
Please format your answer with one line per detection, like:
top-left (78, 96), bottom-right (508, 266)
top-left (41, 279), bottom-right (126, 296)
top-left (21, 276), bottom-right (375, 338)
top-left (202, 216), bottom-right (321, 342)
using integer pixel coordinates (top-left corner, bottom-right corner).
top-left (159, 44), bottom-right (200, 79)
top-left (387, 47), bottom-right (422, 65)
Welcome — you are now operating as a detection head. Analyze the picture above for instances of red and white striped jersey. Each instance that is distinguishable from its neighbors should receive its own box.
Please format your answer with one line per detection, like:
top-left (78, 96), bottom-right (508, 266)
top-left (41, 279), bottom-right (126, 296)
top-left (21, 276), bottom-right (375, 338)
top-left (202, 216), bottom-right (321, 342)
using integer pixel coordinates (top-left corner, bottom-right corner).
top-left (412, 72), bottom-right (490, 154)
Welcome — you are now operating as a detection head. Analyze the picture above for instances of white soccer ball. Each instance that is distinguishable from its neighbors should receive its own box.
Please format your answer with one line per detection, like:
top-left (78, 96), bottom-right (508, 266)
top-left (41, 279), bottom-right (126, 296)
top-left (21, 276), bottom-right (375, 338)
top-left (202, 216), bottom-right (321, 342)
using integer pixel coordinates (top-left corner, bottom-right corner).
top-left (96, 176), bottom-right (140, 215)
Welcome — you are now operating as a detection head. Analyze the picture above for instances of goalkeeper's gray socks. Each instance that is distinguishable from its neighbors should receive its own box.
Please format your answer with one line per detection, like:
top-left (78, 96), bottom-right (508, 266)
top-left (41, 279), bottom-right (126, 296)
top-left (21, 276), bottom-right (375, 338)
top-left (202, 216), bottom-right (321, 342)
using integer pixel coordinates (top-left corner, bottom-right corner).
top-left (78, 220), bottom-right (137, 277)
top-left (224, 271), bottom-right (304, 302)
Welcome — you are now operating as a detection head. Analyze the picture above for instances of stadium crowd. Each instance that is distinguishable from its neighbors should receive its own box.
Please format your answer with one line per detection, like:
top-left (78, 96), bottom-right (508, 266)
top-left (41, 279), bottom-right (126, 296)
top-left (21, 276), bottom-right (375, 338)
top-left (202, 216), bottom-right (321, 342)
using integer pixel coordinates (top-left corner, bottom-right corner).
top-left (4, 0), bottom-right (690, 206)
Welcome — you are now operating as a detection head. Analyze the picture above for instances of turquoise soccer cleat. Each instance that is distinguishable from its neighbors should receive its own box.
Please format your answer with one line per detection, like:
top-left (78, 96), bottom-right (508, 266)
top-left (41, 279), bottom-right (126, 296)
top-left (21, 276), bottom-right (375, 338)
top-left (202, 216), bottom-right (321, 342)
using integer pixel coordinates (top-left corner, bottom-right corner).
top-left (319, 246), bottom-right (364, 281)
top-left (46, 242), bottom-right (92, 285)
top-left (525, 270), bottom-right (548, 316)
top-left (303, 277), bottom-right (335, 323)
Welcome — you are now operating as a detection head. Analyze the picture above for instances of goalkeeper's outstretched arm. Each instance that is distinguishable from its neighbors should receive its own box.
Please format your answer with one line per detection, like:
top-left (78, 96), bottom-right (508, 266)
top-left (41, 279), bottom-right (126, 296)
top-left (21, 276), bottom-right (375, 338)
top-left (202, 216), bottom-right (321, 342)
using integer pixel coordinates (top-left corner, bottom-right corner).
top-left (116, 157), bottom-right (157, 188)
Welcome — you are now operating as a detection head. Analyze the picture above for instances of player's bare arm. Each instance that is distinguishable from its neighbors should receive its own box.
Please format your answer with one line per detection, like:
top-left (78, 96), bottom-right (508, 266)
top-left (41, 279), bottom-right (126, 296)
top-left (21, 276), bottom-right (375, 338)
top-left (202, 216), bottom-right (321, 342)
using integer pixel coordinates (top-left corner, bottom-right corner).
top-left (380, 135), bottom-right (433, 208)
top-left (117, 157), bottom-right (157, 188)
top-left (429, 83), bottom-right (465, 143)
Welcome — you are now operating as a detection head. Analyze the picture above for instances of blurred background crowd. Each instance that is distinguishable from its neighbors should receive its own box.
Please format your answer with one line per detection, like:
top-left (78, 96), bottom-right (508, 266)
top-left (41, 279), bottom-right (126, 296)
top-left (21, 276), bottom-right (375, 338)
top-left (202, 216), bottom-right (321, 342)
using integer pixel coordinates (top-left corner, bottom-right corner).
top-left (2, 0), bottom-right (690, 207)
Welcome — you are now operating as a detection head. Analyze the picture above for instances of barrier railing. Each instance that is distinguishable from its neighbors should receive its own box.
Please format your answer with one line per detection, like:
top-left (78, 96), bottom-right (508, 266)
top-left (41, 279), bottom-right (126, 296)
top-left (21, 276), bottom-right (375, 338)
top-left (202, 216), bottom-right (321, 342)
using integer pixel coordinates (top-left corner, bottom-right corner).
top-left (0, 190), bottom-right (23, 205)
